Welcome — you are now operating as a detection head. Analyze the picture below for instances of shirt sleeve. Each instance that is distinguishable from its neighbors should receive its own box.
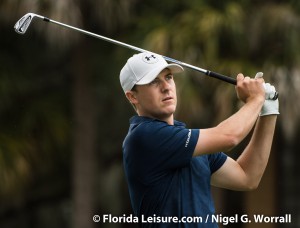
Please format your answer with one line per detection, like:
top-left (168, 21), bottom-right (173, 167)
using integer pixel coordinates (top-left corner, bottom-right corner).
top-left (208, 152), bottom-right (228, 174)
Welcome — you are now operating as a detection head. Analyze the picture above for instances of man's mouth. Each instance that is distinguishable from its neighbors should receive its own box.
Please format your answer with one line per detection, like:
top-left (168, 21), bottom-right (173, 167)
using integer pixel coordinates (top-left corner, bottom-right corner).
top-left (162, 96), bottom-right (173, 102)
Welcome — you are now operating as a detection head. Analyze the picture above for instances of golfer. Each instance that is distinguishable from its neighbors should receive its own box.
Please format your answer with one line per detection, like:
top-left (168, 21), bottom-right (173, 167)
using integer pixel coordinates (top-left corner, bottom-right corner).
top-left (120, 53), bottom-right (279, 227)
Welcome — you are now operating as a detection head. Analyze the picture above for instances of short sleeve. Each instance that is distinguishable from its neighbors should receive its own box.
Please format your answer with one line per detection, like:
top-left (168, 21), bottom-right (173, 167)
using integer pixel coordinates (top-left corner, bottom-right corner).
top-left (208, 152), bottom-right (227, 174)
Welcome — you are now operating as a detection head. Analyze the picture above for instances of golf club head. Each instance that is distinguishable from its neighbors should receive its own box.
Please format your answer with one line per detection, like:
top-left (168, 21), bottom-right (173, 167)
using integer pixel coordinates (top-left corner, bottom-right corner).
top-left (14, 13), bottom-right (35, 34)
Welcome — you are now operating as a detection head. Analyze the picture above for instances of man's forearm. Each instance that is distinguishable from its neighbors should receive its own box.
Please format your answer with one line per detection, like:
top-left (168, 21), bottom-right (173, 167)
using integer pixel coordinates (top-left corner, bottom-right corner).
top-left (216, 98), bottom-right (264, 149)
top-left (236, 115), bottom-right (277, 189)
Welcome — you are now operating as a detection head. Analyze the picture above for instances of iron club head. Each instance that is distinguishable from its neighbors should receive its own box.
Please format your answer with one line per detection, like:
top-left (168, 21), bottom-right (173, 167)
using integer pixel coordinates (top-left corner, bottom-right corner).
top-left (14, 13), bottom-right (35, 34)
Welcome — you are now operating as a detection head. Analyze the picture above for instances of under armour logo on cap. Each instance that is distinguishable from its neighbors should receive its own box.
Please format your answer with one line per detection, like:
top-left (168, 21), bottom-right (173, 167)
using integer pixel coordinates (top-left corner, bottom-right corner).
top-left (142, 53), bottom-right (159, 64)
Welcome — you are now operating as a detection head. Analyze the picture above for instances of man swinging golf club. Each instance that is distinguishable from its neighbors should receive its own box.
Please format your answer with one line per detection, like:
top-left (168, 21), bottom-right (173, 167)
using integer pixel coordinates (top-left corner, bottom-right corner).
top-left (13, 12), bottom-right (279, 227)
top-left (120, 52), bottom-right (279, 227)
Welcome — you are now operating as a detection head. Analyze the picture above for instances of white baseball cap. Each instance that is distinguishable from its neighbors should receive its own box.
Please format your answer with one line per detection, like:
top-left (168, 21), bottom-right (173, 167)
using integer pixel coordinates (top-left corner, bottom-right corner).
top-left (120, 52), bottom-right (184, 93)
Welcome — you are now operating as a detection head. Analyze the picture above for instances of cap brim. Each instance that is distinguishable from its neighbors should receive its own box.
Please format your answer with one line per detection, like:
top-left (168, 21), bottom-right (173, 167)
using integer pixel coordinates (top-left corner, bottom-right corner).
top-left (136, 64), bottom-right (184, 85)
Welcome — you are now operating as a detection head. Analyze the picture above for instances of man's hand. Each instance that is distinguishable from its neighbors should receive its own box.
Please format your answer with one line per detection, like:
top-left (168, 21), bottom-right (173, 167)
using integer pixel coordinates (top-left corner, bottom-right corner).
top-left (235, 73), bottom-right (265, 104)
top-left (255, 72), bottom-right (278, 100)
top-left (254, 72), bottom-right (280, 116)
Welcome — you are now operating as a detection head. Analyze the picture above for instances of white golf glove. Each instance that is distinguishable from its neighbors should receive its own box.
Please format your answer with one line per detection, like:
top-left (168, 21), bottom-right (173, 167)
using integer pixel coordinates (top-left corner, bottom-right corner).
top-left (255, 72), bottom-right (280, 116)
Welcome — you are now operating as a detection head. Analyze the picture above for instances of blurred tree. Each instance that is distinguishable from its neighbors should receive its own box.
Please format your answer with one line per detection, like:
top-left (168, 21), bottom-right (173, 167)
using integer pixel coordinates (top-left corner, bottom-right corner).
top-left (1, 1), bottom-right (138, 228)
top-left (0, 25), bottom-right (72, 228)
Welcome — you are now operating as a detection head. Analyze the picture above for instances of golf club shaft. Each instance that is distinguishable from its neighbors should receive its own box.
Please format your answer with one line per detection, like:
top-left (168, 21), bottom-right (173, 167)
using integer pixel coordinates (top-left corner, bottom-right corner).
top-left (24, 14), bottom-right (237, 85)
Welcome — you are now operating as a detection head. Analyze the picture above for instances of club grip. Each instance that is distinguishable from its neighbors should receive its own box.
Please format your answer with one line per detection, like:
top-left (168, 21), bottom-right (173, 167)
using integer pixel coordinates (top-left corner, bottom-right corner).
top-left (206, 71), bottom-right (237, 85)
top-left (206, 71), bottom-right (279, 100)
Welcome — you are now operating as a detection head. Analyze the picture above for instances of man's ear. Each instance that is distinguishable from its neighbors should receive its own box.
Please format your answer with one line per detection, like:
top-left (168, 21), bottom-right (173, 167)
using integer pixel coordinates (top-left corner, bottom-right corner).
top-left (125, 91), bottom-right (138, 105)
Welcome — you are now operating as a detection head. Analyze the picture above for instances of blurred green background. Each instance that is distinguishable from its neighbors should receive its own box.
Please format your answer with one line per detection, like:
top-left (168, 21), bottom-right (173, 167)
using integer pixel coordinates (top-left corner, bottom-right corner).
top-left (1, 0), bottom-right (300, 227)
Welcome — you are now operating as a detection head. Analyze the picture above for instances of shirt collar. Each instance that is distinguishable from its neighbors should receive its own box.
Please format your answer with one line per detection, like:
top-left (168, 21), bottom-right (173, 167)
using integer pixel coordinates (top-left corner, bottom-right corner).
top-left (129, 115), bottom-right (186, 127)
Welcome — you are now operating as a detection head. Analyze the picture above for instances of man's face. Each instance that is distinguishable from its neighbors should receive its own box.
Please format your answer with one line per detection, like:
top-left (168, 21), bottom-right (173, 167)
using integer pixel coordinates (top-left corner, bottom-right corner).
top-left (129, 68), bottom-right (177, 123)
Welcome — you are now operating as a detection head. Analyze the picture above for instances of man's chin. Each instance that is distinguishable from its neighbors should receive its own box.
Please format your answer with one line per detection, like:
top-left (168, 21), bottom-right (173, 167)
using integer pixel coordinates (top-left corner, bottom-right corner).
top-left (161, 106), bottom-right (176, 117)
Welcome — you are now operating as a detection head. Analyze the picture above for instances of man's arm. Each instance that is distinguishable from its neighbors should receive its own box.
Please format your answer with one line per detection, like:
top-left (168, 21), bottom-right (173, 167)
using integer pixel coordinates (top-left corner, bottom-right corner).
top-left (210, 80), bottom-right (279, 191)
top-left (193, 73), bottom-right (265, 156)
top-left (192, 72), bottom-right (279, 190)
top-left (210, 115), bottom-right (277, 190)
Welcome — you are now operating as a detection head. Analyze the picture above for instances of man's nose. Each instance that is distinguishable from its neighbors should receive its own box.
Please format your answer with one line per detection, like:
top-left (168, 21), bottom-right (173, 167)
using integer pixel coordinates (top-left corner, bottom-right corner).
top-left (160, 79), bottom-right (171, 91)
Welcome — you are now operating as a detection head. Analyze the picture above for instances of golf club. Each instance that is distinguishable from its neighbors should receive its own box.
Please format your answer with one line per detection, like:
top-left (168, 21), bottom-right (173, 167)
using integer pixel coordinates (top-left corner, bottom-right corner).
top-left (14, 12), bottom-right (278, 100)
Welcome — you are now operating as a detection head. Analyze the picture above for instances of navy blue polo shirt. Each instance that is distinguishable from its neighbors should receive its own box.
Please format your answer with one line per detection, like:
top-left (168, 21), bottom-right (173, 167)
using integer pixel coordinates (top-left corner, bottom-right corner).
top-left (122, 116), bottom-right (227, 227)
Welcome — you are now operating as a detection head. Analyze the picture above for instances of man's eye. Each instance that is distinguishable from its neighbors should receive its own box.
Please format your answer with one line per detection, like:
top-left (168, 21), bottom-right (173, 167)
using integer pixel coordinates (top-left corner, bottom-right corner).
top-left (149, 80), bottom-right (159, 86)
top-left (166, 74), bottom-right (173, 80)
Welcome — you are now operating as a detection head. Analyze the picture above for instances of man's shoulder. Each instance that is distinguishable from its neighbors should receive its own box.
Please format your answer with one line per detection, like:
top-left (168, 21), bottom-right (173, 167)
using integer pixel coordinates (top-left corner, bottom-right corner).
top-left (126, 116), bottom-right (186, 146)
